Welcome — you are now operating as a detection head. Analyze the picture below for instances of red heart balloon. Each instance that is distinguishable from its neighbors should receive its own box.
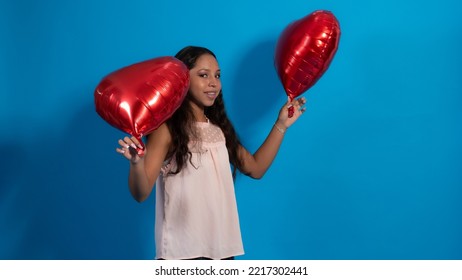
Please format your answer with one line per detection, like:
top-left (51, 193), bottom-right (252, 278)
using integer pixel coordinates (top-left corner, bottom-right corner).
top-left (275, 10), bottom-right (341, 100)
top-left (94, 56), bottom-right (189, 153)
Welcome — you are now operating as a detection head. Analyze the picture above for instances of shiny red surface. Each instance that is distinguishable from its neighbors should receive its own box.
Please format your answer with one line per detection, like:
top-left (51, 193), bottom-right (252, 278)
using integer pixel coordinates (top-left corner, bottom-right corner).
top-left (94, 56), bottom-right (189, 152)
top-left (275, 10), bottom-right (341, 100)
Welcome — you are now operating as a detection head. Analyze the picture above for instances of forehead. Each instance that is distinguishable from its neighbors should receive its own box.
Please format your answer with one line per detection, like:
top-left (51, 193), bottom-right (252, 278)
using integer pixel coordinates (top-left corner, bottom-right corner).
top-left (193, 54), bottom-right (219, 70)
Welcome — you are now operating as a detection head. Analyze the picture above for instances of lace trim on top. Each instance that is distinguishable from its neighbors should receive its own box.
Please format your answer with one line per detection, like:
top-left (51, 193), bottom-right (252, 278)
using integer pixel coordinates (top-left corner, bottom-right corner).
top-left (161, 122), bottom-right (225, 174)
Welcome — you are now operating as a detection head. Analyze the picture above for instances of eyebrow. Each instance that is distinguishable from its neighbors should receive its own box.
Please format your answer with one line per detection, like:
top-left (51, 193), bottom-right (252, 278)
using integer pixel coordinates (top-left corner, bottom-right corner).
top-left (196, 68), bottom-right (221, 71)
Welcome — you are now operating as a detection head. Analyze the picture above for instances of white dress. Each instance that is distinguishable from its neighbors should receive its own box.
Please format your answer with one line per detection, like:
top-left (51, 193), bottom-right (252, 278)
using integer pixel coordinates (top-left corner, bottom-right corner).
top-left (155, 121), bottom-right (244, 259)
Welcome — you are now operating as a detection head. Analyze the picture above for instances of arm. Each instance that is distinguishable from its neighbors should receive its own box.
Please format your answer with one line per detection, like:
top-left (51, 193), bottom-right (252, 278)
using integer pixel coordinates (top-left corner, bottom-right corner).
top-left (239, 97), bottom-right (306, 179)
top-left (116, 123), bottom-right (172, 202)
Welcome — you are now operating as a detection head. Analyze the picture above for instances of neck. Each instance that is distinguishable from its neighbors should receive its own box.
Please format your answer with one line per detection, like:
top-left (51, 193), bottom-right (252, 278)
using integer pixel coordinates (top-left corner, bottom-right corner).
top-left (189, 100), bottom-right (208, 122)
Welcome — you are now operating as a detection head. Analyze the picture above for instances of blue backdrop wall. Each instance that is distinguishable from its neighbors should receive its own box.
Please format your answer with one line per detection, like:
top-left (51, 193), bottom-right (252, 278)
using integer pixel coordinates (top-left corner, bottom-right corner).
top-left (1, 0), bottom-right (461, 259)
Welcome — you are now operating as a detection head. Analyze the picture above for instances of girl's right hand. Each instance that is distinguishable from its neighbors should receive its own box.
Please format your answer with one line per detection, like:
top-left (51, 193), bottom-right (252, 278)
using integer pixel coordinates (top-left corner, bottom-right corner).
top-left (116, 136), bottom-right (145, 164)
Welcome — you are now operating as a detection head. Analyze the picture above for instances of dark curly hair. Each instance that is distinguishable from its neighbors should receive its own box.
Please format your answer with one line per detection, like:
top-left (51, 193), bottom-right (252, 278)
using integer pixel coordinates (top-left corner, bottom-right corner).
top-left (165, 46), bottom-right (245, 178)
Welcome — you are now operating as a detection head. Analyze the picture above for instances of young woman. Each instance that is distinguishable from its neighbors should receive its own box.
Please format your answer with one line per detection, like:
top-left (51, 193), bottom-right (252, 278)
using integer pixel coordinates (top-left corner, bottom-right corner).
top-left (116, 46), bottom-right (306, 260)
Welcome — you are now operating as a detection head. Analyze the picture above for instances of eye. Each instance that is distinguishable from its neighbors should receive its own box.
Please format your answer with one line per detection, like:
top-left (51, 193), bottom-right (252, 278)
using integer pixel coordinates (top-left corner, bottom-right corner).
top-left (199, 73), bottom-right (208, 78)
top-left (215, 73), bottom-right (221, 79)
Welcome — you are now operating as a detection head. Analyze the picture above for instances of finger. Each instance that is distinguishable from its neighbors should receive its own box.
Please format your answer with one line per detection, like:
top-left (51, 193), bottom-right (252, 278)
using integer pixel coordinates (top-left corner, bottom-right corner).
top-left (130, 136), bottom-right (143, 149)
top-left (287, 96), bottom-right (295, 107)
top-left (116, 147), bottom-right (126, 154)
top-left (123, 136), bottom-right (138, 150)
top-left (118, 139), bottom-right (130, 149)
top-left (297, 97), bottom-right (306, 106)
top-left (293, 101), bottom-right (302, 110)
top-left (296, 107), bottom-right (306, 116)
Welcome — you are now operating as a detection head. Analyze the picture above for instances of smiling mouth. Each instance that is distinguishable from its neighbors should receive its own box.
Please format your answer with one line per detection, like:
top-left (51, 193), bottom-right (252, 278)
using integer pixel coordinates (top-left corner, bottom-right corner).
top-left (205, 92), bottom-right (217, 98)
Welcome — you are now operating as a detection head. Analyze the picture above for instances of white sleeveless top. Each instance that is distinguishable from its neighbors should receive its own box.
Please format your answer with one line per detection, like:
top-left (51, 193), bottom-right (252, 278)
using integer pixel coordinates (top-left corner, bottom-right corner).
top-left (155, 121), bottom-right (244, 259)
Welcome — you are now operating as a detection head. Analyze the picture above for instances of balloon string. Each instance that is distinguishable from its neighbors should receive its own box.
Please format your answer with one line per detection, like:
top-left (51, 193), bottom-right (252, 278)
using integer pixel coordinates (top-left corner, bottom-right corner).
top-left (288, 97), bottom-right (294, 118)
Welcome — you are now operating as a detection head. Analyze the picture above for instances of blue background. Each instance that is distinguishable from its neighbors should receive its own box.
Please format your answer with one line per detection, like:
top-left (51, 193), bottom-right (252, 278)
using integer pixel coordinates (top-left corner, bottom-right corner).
top-left (1, 0), bottom-right (461, 260)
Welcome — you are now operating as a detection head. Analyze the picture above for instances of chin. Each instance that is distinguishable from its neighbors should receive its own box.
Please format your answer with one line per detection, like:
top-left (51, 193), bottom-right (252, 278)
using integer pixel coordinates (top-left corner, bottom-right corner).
top-left (203, 100), bottom-right (216, 107)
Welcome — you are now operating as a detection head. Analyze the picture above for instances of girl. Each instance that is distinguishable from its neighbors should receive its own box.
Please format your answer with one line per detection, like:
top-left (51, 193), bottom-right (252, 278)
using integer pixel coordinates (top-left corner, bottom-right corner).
top-left (116, 46), bottom-right (305, 259)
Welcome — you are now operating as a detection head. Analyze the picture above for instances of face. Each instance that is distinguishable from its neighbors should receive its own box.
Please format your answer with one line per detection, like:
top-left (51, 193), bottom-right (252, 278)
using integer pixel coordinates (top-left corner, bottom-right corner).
top-left (188, 54), bottom-right (221, 109)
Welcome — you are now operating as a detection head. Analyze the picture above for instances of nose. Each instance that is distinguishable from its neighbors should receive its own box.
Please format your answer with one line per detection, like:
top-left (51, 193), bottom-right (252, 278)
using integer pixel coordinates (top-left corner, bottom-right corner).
top-left (209, 77), bottom-right (218, 87)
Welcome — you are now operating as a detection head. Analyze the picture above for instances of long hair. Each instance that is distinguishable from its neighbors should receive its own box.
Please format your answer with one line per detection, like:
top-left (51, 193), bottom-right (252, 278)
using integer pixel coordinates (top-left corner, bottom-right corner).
top-left (165, 46), bottom-right (245, 178)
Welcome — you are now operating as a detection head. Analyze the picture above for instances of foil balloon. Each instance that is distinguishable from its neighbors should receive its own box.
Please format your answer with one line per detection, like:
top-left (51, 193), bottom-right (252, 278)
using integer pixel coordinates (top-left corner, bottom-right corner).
top-left (94, 56), bottom-right (189, 155)
top-left (275, 10), bottom-right (340, 117)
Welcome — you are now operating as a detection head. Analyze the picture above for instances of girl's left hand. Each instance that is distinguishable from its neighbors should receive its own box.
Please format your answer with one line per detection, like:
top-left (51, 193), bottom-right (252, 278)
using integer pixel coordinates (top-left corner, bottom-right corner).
top-left (276, 96), bottom-right (307, 129)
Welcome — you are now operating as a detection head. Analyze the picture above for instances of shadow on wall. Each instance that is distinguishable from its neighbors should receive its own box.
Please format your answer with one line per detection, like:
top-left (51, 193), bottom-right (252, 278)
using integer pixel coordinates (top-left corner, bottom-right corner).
top-left (0, 88), bottom-right (155, 260)
top-left (0, 142), bottom-right (29, 258)
top-left (229, 39), bottom-right (285, 142)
